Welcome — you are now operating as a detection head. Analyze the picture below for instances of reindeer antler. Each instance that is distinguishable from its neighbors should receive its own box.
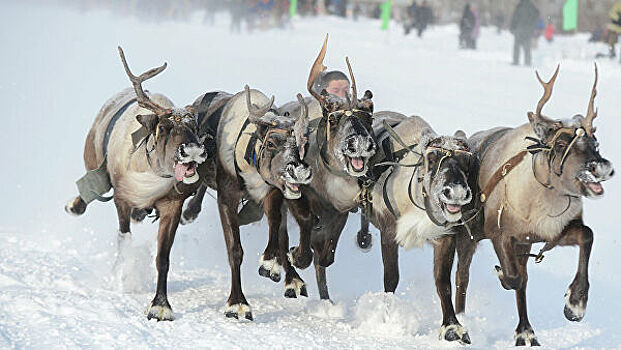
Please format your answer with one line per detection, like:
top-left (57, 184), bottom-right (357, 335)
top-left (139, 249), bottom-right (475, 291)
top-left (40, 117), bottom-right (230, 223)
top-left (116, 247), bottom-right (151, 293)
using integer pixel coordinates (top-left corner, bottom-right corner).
top-left (307, 34), bottom-right (328, 101)
top-left (117, 46), bottom-right (169, 116)
top-left (583, 63), bottom-right (598, 136)
top-left (294, 94), bottom-right (310, 159)
top-left (244, 85), bottom-right (275, 124)
top-left (534, 64), bottom-right (560, 118)
top-left (345, 56), bottom-right (358, 108)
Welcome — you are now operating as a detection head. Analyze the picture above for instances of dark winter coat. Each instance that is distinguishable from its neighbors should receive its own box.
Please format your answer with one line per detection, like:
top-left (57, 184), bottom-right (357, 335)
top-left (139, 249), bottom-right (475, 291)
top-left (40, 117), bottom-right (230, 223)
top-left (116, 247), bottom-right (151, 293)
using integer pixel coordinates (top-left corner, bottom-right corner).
top-left (510, 0), bottom-right (539, 39)
top-left (460, 5), bottom-right (476, 37)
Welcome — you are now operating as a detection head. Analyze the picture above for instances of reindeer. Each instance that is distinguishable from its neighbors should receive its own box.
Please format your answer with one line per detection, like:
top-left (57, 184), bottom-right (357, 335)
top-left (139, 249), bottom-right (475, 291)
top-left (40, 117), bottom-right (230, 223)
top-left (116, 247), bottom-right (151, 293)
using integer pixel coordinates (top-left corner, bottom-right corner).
top-left (456, 65), bottom-right (614, 346)
top-left (65, 47), bottom-right (210, 321)
top-left (213, 85), bottom-right (314, 320)
top-left (279, 35), bottom-right (379, 300)
top-left (179, 35), bottom-right (378, 301)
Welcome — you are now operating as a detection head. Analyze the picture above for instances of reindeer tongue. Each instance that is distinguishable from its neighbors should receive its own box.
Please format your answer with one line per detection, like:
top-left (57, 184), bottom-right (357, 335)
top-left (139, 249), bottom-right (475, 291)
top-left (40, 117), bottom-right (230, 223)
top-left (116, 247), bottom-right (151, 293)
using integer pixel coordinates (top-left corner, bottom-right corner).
top-left (175, 163), bottom-right (190, 182)
top-left (587, 182), bottom-right (603, 194)
top-left (445, 204), bottom-right (462, 213)
top-left (350, 157), bottom-right (364, 171)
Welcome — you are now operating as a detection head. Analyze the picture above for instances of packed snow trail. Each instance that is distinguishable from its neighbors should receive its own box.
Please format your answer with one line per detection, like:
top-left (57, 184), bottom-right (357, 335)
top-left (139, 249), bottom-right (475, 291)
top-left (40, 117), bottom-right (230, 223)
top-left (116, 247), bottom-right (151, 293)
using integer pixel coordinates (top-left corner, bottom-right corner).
top-left (1, 2), bottom-right (619, 348)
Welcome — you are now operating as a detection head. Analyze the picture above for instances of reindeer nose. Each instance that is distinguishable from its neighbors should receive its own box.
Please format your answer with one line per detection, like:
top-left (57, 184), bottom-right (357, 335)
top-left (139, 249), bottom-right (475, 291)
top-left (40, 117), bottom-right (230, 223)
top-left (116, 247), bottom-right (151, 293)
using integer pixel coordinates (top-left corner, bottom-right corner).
top-left (287, 162), bottom-right (312, 182)
top-left (347, 138), bottom-right (357, 153)
top-left (442, 185), bottom-right (472, 202)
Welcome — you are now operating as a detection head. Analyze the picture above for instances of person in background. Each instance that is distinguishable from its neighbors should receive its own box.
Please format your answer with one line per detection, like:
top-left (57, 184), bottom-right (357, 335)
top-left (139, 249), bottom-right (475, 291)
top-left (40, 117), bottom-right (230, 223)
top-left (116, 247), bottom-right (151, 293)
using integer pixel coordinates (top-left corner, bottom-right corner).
top-left (544, 18), bottom-right (555, 42)
top-left (403, 0), bottom-right (418, 35)
top-left (607, 2), bottom-right (621, 61)
top-left (510, 0), bottom-right (539, 66)
top-left (414, 0), bottom-right (433, 37)
top-left (459, 3), bottom-right (477, 49)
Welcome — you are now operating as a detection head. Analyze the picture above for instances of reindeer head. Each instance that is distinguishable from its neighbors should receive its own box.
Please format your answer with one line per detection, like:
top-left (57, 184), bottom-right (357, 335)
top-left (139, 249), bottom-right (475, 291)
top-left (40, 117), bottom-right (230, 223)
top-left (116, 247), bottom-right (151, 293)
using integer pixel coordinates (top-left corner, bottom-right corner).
top-left (118, 47), bottom-right (208, 184)
top-left (245, 86), bottom-right (312, 200)
top-left (527, 64), bottom-right (614, 199)
top-left (418, 129), bottom-right (476, 223)
top-left (308, 35), bottom-right (376, 177)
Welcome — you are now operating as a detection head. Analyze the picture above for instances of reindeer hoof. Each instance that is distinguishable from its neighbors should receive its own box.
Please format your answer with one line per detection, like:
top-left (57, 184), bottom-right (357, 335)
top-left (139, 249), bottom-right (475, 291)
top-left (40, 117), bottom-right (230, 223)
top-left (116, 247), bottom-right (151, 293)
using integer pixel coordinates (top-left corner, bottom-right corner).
top-left (224, 303), bottom-right (253, 321)
top-left (288, 247), bottom-right (313, 270)
top-left (146, 302), bottom-right (174, 321)
top-left (514, 329), bottom-right (539, 346)
top-left (564, 289), bottom-right (586, 322)
top-left (258, 256), bottom-right (282, 282)
top-left (180, 208), bottom-right (199, 225)
top-left (439, 324), bottom-right (471, 345)
top-left (284, 278), bottom-right (307, 298)
top-left (130, 208), bottom-right (149, 223)
top-left (356, 230), bottom-right (372, 252)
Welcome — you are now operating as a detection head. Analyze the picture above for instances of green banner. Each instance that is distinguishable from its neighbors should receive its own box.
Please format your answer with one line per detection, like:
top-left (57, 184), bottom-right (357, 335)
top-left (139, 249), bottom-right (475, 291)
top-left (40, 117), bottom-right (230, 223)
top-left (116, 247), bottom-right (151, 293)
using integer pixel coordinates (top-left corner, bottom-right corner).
top-left (563, 0), bottom-right (578, 31)
top-left (290, 0), bottom-right (297, 17)
top-left (381, 1), bottom-right (392, 30)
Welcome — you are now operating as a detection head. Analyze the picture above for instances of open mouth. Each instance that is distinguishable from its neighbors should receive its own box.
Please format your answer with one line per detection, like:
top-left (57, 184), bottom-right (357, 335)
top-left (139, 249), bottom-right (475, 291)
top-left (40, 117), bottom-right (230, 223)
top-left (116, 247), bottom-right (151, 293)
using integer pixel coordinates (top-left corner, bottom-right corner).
top-left (441, 202), bottom-right (463, 215)
top-left (174, 161), bottom-right (198, 184)
top-left (346, 156), bottom-right (366, 173)
top-left (582, 181), bottom-right (604, 196)
top-left (283, 182), bottom-right (302, 199)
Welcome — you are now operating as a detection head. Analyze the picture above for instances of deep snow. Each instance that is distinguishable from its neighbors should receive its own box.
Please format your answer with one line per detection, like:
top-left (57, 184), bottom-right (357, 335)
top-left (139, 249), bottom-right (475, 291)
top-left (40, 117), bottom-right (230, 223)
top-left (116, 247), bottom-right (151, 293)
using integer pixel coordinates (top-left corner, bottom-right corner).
top-left (0, 2), bottom-right (620, 349)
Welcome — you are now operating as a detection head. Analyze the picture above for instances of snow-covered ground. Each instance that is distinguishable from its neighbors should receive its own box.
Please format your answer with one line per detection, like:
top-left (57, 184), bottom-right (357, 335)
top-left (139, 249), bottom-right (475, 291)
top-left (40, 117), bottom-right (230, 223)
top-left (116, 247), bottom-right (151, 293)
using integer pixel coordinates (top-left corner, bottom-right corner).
top-left (1, 2), bottom-right (620, 349)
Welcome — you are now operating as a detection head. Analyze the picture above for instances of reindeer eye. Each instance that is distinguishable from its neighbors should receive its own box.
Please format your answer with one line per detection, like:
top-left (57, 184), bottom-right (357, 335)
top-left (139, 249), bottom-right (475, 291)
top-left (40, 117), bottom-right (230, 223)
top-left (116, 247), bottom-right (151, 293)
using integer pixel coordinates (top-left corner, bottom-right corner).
top-left (266, 140), bottom-right (276, 149)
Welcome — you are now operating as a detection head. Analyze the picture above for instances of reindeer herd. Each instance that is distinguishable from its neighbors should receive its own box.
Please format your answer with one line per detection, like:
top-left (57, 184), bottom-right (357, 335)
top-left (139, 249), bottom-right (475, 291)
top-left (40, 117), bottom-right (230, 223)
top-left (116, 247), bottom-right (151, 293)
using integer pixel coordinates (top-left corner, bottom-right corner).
top-left (65, 35), bottom-right (614, 347)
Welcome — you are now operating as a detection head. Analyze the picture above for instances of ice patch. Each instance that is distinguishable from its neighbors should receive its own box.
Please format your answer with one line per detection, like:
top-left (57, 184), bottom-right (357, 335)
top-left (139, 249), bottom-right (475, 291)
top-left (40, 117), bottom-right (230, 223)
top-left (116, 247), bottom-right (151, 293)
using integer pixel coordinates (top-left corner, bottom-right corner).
top-left (352, 292), bottom-right (420, 338)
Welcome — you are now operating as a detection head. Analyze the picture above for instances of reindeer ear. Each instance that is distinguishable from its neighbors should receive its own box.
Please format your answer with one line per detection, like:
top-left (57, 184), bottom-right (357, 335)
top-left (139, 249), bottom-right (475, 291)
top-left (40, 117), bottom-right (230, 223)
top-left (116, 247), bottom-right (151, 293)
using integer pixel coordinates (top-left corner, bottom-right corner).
top-left (527, 111), bottom-right (562, 141)
top-left (419, 127), bottom-right (435, 149)
top-left (185, 105), bottom-right (196, 116)
top-left (454, 130), bottom-right (467, 140)
top-left (136, 114), bottom-right (159, 133)
top-left (358, 90), bottom-right (374, 113)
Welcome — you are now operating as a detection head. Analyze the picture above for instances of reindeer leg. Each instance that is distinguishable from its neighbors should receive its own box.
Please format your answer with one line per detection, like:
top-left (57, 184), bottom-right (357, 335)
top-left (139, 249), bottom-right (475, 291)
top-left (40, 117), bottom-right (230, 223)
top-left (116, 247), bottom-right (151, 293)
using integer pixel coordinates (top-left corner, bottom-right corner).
top-left (513, 243), bottom-right (540, 346)
top-left (492, 235), bottom-right (524, 290)
top-left (257, 189), bottom-right (284, 283)
top-left (380, 229), bottom-right (399, 293)
top-left (435, 235), bottom-right (471, 345)
top-left (313, 257), bottom-right (330, 300)
top-left (279, 204), bottom-right (307, 298)
top-left (356, 212), bottom-right (373, 252)
top-left (181, 183), bottom-right (207, 225)
top-left (556, 219), bottom-right (593, 322)
top-left (455, 232), bottom-right (477, 314)
top-left (313, 213), bottom-right (347, 267)
top-left (145, 199), bottom-right (183, 321)
top-left (287, 196), bottom-right (314, 269)
top-left (217, 172), bottom-right (251, 321)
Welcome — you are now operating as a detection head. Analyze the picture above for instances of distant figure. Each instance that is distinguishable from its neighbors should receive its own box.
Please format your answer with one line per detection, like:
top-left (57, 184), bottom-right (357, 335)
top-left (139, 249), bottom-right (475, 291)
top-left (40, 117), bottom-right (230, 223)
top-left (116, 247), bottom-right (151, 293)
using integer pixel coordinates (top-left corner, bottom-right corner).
top-left (607, 2), bottom-right (621, 61)
top-left (459, 3), bottom-right (479, 49)
top-left (414, 1), bottom-right (433, 37)
top-left (544, 20), bottom-right (555, 42)
top-left (510, 0), bottom-right (539, 66)
top-left (403, 1), bottom-right (418, 35)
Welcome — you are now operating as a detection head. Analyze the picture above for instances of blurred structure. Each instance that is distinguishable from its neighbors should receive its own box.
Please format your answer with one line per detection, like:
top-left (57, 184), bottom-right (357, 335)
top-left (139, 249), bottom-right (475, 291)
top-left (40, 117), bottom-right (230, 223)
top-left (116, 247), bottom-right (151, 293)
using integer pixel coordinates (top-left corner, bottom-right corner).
top-left (49, 0), bottom-right (621, 35)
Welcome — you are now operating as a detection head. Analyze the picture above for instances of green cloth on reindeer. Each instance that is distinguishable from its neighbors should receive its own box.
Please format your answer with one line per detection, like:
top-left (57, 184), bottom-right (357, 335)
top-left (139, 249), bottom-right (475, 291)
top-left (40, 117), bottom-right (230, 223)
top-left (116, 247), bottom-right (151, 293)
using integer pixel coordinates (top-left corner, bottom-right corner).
top-left (76, 157), bottom-right (113, 204)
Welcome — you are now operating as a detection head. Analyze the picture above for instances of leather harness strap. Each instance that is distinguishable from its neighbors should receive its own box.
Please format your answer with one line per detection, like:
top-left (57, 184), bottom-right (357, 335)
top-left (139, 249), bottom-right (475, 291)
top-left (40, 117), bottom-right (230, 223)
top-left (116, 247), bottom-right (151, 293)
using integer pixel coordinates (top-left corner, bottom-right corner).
top-left (480, 150), bottom-right (528, 203)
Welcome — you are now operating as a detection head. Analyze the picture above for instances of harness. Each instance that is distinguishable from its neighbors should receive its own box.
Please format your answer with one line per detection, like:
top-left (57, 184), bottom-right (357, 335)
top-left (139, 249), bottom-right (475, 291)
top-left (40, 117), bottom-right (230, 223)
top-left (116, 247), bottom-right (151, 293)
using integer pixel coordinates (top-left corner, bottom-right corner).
top-left (377, 120), bottom-right (479, 235)
top-left (76, 98), bottom-right (138, 204)
top-left (480, 127), bottom-right (586, 203)
top-left (479, 127), bottom-right (587, 262)
top-left (315, 108), bottom-right (378, 216)
top-left (233, 109), bottom-right (291, 190)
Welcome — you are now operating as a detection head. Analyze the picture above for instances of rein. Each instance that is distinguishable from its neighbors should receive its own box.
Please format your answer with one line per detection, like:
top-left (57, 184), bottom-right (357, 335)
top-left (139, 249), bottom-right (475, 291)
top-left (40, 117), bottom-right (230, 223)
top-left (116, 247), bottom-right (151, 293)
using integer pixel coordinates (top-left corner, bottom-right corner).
top-left (378, 120), bottom-right (477, 235)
